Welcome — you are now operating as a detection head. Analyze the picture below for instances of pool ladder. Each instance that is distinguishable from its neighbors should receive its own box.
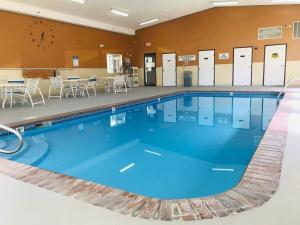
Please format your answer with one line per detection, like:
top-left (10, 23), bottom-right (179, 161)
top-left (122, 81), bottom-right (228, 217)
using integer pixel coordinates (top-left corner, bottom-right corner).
top-left (0, 124), bottom-right (24, 154)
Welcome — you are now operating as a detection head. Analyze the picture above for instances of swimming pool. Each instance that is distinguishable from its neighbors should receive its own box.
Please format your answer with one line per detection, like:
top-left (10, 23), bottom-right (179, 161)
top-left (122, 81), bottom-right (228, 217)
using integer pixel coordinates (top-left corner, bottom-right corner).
top-left (0, 92), bottom-right (280, 199)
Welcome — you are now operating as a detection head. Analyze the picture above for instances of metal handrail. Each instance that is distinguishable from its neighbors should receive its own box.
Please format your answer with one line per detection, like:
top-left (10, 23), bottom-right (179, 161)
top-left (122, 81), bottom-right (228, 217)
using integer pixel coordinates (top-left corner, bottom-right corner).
top-left (0, 124), bottom-right (24, 154)
top-left (276, 77), bottom-right (300, 103)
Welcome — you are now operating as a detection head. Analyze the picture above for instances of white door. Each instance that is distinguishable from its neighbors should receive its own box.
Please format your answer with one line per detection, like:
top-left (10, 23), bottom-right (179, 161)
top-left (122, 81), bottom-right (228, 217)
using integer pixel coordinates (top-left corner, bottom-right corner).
top-left (198, 50), bottom-right (215, 86)
top-left (198, 97), bottom-right (214, 126)
top-left (233, 47), bottom-right (253, 86)
top-left (214, 97), bottom-right (232, 126)
top-left (162, 53), bottom-right (176, 86)
top-left (264, 44), bottom-right (287, 86)
top-left (163, 100), bottom-right (177, 123)
top-left (233, 98), bottom-right (251, 129)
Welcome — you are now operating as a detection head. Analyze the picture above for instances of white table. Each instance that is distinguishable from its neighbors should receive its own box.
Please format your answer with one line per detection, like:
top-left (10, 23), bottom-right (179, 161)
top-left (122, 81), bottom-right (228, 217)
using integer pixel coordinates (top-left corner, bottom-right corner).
top-left (101, 77), bottom-right (115, 82)
top-left (0, 83), bottom-right (25, 109)
top-left (101, 77), bottom-right (115, 93)
top-left (101, 75), bottom-right (132, 93)
top-left (63, 79), bottom-right (88, 98)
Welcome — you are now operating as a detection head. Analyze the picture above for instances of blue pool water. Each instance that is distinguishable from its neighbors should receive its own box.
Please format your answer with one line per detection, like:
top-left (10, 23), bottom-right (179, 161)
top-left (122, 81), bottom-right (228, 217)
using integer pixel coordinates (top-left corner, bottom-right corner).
top-left (0, 92), bottom-right (280, 199)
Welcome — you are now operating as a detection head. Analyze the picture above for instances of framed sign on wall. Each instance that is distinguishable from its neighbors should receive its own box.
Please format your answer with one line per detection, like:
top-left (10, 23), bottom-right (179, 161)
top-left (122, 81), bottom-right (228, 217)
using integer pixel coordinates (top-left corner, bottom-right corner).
top-left (219, 53), bottom-right (230, 60)
top-left (72, 56), bottom-right (79, 67)
top-left (178, 55), bottom-right (196, 62)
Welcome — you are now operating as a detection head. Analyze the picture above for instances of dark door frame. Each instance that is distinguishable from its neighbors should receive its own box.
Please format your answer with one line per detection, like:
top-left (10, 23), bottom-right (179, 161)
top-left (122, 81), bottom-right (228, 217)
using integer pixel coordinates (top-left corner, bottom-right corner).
top-left (232, 46), bottom-right (254, 86)
top-left (198, 49), bottom-right (216, 87)
top-left (162, 52), bottom-right (177, 87)
top-left (263, 43), bottom-right (287, 86)
top-left (144, 53), bottom-right (157, 86)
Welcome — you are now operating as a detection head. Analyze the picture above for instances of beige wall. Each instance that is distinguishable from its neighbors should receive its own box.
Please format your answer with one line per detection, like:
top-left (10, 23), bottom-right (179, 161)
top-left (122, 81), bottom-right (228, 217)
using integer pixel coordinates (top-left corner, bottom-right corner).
top-left (2, 61), bottom-right (299, 93)
top-left (138, 61), bottom-right (300, 87)
top-left (0, 68), bottom-right (119, 94)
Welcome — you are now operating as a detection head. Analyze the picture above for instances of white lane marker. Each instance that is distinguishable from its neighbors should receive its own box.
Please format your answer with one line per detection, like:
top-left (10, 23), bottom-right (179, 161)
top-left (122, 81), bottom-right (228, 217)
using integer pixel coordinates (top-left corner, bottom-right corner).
top-left (211, 168), bottom-right (235, 172)
top-left (144, 149), bottom-right (162, 156)
top-left (120, 163), bottom-right (135, 173)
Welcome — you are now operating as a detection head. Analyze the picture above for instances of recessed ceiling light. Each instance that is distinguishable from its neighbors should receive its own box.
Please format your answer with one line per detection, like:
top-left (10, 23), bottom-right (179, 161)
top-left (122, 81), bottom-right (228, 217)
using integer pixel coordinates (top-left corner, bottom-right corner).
top-left (110, 9), bottom-right (129, 17)
top-left (139, 18), bottom-right (159, 26)
top-left (211, 0), bottom-right (239, 6)
top-left (71, 0), bottom-right (86, 4)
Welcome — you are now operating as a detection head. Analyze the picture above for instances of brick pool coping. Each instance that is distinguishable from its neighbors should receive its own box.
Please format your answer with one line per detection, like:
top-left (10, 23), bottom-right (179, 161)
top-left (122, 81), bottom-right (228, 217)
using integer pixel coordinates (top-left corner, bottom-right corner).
top-left (0, 90), bottom-right (291, 221)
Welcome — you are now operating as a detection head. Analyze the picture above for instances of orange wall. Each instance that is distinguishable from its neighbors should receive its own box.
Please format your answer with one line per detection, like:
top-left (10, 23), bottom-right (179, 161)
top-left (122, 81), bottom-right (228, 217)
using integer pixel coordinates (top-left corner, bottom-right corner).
top-left (1, 5), bottom-right (300, 69)
top-left (134, 5), bottom-right (300, 67)
top-left (0, 11), bottom-right (135, 68)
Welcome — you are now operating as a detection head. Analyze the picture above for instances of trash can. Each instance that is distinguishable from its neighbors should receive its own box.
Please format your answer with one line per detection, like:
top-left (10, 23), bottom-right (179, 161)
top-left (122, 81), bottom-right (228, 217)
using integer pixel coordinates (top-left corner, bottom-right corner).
top-left (184, 71), bottom-right (192, 87)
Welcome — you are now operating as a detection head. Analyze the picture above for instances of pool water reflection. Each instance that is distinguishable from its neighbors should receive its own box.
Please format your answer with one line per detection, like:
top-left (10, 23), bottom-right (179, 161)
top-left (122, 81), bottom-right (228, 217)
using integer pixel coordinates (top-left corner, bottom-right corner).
top-left (0, 92), bottom-right (279, 199)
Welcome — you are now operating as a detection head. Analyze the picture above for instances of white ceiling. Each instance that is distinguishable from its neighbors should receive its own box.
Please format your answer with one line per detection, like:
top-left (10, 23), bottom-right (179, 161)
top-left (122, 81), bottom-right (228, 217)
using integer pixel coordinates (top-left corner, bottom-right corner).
top-left (0, 0), bottom-right (298, 35)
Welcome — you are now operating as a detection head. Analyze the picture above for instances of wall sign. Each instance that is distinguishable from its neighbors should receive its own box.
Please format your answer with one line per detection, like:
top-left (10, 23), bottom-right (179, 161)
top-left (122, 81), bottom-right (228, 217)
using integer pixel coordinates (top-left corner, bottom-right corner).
top-left (178, 55), bottom-right (196, 62)
top-left (145, 42), bottom-right (152, 47)
top-left (72, 56), bottom-right (79, 67)
top-left (219, 53), bottom-right (230, 60)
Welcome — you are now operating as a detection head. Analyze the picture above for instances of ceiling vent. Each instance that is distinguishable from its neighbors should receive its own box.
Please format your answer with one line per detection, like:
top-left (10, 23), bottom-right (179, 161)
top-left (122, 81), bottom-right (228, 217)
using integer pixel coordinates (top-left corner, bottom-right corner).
top-left (258, 26), bottom-right (282, 40)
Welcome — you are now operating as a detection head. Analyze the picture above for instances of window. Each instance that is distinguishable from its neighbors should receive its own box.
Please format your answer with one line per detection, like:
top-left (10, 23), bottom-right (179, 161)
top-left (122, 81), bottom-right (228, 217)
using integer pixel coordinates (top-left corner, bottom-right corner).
top-left (106, 54), bottom-right (122, 73)
top-left (293, 21), bottom-right (300, 39)
top-left (258, 26), bottom-right (282, 40)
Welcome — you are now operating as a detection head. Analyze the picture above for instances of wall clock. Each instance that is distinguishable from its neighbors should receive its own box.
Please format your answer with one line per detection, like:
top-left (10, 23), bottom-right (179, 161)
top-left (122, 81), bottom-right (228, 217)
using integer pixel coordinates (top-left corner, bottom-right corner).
top-left (29, 19), bottom-right (55, 49)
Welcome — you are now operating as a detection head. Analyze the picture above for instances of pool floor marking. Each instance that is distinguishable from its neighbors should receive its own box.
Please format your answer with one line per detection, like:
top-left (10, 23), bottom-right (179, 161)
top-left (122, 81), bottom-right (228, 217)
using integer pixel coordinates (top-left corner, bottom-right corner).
top-left (211, 168), bottom-right (235, 172)
top-left (144, 149), bottom-right (162, 156)
top-left (120, 163), bottom-right (135, 173)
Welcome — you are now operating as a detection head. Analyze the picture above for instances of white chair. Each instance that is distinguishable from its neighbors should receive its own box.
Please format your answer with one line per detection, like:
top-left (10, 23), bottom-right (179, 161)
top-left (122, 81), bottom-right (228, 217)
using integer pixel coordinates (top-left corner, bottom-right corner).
top-left (8, 79), bottom-right (25, 93)
top-left (66, 76), bottom-right (81, 98)
top-left (0, 80), bottom-right (7, 101)
top-left (13, 79), bottom-right (45, 107)
top-left (104, 79), bottom-right (114, 93)
top-left (126, 76), bottom-right (133, 89)
top-left (113, 75), bottom-right (128, 94)
top-left (67, 76), bottom-right (80, 80)
top-left (48, 76), bottom-right (70, 100)
top-left (82, 76), bottom-right (98, 97)
top-left (8, 79), bottom-right (25, 84)
top-left (0, 85), bottom-right (6, 107)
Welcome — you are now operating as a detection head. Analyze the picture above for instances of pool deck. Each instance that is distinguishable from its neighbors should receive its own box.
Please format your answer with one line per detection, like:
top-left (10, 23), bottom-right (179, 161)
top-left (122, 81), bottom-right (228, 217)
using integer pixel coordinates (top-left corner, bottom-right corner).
top-left (0, 86), bottom-right (281, 125)
top-left (0, 86), bottom-right (300, 225)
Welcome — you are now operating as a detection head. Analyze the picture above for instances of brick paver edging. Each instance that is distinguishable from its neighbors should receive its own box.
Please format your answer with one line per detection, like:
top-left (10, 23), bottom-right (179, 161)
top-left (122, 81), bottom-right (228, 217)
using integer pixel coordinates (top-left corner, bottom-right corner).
top-left (0, 91), bottom-right (291, 221)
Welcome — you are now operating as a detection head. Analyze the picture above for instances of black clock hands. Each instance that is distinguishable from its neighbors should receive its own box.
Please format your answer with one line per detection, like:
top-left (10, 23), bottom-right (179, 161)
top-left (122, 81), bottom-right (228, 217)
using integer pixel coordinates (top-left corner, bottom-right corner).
top-left (40, 32), bottom-right (45, 43)
top-left (37, 32), bottom-right (45, 48)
